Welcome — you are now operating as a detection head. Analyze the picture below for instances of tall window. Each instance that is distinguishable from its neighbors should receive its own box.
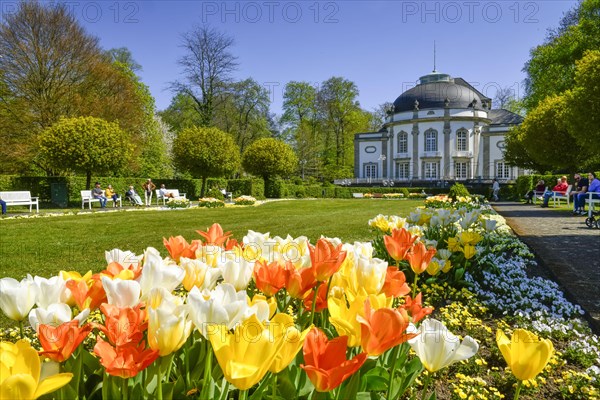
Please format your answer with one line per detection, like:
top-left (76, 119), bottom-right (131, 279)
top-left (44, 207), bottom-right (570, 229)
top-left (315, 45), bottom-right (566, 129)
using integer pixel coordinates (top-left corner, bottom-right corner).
top-left (424, 130), bottom-right (438, 152)
top-left (364, 163), bottom-right (377, 179)
top-left (424, 162), bottom-right (439, 179)
top-left (455, 162), bottom-right (468, 179)
top-left (456, 129), bottom-right (468, 151)
top-left (397, 131), bottom-right (408, 153)
top-left (396, 162), bottom-right (410, 179)
top-left (496, 162), bottom-right (511, 179)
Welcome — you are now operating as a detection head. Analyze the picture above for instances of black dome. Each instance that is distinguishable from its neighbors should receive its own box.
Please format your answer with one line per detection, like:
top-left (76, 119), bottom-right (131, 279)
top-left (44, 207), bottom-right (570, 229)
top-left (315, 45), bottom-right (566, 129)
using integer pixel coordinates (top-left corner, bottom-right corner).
top-left (393, 79), bottom-right (484, 113)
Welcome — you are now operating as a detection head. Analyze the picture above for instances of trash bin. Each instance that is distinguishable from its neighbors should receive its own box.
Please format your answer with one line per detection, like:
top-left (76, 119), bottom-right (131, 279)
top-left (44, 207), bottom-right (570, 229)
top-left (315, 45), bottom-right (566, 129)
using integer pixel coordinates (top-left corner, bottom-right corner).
top-left (51, 182), bottom-right (68, 208)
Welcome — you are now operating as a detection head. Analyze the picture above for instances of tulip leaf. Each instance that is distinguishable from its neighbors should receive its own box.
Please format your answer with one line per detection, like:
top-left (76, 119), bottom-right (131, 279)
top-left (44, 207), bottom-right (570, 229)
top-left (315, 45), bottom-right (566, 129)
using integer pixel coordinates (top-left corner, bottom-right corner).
top-left (161, 381), bottom-right (175, 399)
top-left (361, 367), bottom-right (389, 391)
top-left (277, 369), bottom-right (299, 400)
top-left (341, 370), bottom-right (360, 399)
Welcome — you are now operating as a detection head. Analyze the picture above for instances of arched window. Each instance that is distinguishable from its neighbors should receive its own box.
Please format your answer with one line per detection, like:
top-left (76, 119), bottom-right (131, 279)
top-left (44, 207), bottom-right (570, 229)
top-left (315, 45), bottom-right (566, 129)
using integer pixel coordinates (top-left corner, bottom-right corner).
top-left (397, 131), bottom-right (408, 153)
top-left (424, 129), bottom-right (438, 152)
top-left (456, 129), bottom-right (468, 151)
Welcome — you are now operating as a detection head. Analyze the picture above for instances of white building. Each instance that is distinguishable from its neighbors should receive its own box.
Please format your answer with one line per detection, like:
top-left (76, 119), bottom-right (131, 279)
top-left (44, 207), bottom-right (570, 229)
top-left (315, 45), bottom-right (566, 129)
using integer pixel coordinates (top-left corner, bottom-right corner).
top-left (354, 71), bottom-right (523, 183)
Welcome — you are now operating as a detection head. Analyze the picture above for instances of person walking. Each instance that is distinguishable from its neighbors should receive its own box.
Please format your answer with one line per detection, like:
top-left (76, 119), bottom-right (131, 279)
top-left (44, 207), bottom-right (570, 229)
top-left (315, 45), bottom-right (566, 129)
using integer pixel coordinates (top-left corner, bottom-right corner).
top-left (492, 179), bottom-right (500, 202)
top-left (142, 178), bottom-right (156, 206)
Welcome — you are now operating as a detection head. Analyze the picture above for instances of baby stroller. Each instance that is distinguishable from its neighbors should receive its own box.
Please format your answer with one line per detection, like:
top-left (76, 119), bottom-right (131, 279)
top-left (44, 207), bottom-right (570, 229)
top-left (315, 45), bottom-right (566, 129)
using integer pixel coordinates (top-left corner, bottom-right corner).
top-left (584, 210), bottom-right (600, 229)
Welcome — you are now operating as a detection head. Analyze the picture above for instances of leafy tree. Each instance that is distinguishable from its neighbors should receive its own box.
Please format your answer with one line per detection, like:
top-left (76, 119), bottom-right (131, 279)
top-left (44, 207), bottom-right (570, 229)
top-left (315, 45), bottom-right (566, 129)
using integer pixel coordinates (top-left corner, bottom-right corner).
top-left (369, 102), bottom-right (393, 131)
top-left (105, 47), bottom-right (142, 73)
top-left (242, 138), bottom-right (298, 182)
top-left (172, 126), bottom-right (240, 197)
top-left (159, 93), bottom-right (204, 132)
top-left (493, 87), bottom-right (516, 109)
top-left (562, 50), bottom-right (600, 170)
top-left (39, 117), bottom-right (132, 189)
top-left (173, 25), bottom-right (238, 126)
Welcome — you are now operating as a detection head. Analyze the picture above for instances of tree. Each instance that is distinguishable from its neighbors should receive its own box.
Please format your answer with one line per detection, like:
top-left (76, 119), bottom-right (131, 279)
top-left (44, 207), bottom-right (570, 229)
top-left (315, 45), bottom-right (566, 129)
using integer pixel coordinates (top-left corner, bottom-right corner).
top-left (172, 126), bottom-right (240, 197)
top-left (105, 47), bottom-right (142, 73)
top-left (173, 25), bottom-right (238, 126)
top-left (242, 138), bottom-right (298, 182)
top-left (493, 87), bottom-right (516, 109)
top-left (369, 102), bottom-right (394, 131)
top-left (39, 117), bottom-right (132, 189)
top-left (159, 93), bottom-right (204, 132)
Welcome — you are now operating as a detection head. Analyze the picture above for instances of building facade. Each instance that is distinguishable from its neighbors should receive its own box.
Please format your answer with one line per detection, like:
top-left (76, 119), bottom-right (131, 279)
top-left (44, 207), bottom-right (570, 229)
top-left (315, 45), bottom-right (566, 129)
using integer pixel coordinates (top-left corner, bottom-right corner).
top-left (354, 72), bottom-right (524, 183)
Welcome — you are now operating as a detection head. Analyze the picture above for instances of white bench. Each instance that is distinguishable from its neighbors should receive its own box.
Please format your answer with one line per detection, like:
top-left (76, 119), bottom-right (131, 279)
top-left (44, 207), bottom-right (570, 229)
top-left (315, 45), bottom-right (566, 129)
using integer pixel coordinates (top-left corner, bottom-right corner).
top-left (352, 193), bottom-right (364, 198)
top-left (0, 191), bottom-right (39, 213)
top-left (81, 190), bottom-right (122, 209)
top-left (552, 185), bottom-right (573, 207)
top-left (585, 191), bottom-right (600, 218)
top-left (156, 189), bottom-right (186, 205)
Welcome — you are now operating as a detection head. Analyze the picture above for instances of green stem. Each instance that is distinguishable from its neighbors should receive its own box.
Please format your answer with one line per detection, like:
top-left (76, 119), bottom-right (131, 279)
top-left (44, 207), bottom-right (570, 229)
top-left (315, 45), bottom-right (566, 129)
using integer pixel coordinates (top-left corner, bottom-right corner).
top-left (239, 389), bottom-right (248, 400)
top-left (513, 380), bottom-right (523, 400)
top-left (18, 320), bottom-right (24, 339)
top-left (412, 273), bottom-right (419, 298)
top-left (122, 377), bottom-right (129, 400)
top-left (386, 345), bottom-right (401, 399)
top-left (420, 372), bottom-right (433, 400)
top-left (165, 353), bottom-right (174, 383)
top-left (308, 282), bottom-right (322, 328)
top-left (201, 340), bottom-right (213, 400)
top-left (271, 372), bottom-right (277, 399)
top-left (157, 359), bottom-right (163, 400)
top-left (334, 386), bottom-right (341, 400)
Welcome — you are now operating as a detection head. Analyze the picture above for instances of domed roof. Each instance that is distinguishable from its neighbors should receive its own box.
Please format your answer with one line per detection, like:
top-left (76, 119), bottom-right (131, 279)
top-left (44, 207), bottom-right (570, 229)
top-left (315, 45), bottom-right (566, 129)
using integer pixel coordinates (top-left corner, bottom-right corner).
top-left (393, 72), bottom-right (487, 113)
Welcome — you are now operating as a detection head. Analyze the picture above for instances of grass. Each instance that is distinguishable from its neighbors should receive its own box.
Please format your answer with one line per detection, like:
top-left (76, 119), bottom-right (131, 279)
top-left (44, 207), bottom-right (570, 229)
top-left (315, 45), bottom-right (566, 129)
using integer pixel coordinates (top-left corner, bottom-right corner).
top-left (0, 199), bottom-right (421, 279)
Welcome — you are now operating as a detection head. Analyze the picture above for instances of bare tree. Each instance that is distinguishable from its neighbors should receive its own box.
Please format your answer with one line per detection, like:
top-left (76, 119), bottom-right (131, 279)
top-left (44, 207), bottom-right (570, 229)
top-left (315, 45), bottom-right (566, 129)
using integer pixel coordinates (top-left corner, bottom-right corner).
top-left (493, 87), bottom-right (516, 109)
top-left (173, 25), bottom-right (238, 126)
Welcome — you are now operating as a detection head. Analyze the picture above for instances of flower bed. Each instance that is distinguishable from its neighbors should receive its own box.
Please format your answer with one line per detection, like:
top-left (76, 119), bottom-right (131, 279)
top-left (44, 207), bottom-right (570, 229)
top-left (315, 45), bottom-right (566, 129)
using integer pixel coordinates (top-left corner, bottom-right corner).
top-left (0, 197), bottom-right (598, 399)
top-left (197, 197), bottom-right (225, 208)
top-left (166, 197), bottom-right (190, 209)
top-left (233, 195), bottom-right (257, 206)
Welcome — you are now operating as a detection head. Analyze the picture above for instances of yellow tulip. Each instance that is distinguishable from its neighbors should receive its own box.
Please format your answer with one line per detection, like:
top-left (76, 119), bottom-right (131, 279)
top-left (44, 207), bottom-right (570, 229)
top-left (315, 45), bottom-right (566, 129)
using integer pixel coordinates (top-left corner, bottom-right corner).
top-left (426, 260), bottom-right (441, 276)
top-left (462, 245), bottom-right (477, 260)
top-left (460, 231), bottom-right (482, 246)
top-left (496, 329), bottom-right (554, 381)
top-left (269, 314), bottom-right (311, 373)
top-left (207, 314), bottom-right (285, 390)
top-left (0, 340), bottom-right (72, 399)
top-left (148, 303), bottom-right (192, 357)
top-left (446, 237), bottom-right (461, 252)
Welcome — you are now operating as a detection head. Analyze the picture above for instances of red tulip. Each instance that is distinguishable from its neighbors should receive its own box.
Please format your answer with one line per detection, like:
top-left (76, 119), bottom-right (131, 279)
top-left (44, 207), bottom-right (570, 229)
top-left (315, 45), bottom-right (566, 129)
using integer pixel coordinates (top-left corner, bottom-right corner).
top-left (66, 274), bottom-right (106, 310)
top-left (300, 328), bottom-right (367, 392)
top-left (357, 300), bottom-right (417, 356)
top-left (163, 235), bottom-right (199, 262)
top-left (39, 320), bottom-right (92, 362)
top-left (381, 267), bottom-right (411, 297)
top-left (302, 283), bottom-right (328, 313)
top-left (309, 239), bottom-right (346, 282)
top-left (285, 265), bottom-right (317, 300)
top-left (253, 260), bottom-right (288, 297)
top-left (399, 293), bottom-right (433, 324)
top-left (95, 303), bottom-right (147, 347)
top-left (196, 223), bottom-right (232, 246)
top-left (383, 228), bottom-right (417, 261)
top-left (405, 242), bottom-right (437, 275)
top-left (93, 338), bottom-right (159, 378)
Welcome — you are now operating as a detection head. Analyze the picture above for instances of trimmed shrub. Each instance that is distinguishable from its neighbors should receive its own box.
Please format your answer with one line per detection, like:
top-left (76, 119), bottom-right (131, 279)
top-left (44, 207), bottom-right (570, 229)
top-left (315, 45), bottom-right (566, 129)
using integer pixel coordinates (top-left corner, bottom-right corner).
top-left (448, 183), bottom-right (470, 201)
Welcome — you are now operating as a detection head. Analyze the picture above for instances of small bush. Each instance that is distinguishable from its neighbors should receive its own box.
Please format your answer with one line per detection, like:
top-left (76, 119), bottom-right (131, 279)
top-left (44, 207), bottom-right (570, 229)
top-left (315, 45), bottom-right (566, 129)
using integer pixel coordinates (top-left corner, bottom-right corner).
top-left (206, 187), bottom-right (224, 200)
top-left (233, 195), bottom-right (256, 206)
top-left (448, 183), bottom-right (470, 201)
top-left (197, 198), bottom-right (224, 208)
top-left (166, 198), bottom-right (190, 209)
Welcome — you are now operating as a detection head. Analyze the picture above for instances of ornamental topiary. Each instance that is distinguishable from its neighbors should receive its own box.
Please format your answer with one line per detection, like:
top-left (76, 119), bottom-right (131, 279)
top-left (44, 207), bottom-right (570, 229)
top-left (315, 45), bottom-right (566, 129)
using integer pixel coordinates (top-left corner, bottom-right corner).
top-left (448, 183), bottom-right (470, 201)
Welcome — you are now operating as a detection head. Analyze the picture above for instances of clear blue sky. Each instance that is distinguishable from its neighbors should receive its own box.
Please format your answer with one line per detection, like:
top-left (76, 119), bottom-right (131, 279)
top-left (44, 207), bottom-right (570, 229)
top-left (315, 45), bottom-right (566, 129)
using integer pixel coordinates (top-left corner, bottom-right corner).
top-left (55, 0), bottom-right (578, 113)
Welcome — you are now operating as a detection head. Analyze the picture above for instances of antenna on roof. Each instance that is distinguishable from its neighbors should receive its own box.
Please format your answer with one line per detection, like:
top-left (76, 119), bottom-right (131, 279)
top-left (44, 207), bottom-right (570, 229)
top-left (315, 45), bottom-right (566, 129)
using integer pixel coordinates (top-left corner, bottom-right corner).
top-left (433, 41), bottom-right (437, 73)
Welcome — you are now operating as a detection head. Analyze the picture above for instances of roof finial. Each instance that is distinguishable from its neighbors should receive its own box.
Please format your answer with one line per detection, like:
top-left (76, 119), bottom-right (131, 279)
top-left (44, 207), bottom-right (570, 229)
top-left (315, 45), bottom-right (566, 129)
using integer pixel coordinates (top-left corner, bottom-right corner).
top-left (433, 40), bottom-right (437, 73)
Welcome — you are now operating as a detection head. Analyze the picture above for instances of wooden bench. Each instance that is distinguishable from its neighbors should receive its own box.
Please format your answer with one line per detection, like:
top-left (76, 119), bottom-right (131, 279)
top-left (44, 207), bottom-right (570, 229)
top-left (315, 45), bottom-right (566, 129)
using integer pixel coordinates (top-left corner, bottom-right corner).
top-left (552, 185), bottom-right (573, 207)
top-left (0, 191), bottom-right (39, 213)
top-left (81, 190), bottom-right (122, 209)
top-left (585, 191), bottom-right (600, 218)
top-left (156, 189), bottom-right (186, 205)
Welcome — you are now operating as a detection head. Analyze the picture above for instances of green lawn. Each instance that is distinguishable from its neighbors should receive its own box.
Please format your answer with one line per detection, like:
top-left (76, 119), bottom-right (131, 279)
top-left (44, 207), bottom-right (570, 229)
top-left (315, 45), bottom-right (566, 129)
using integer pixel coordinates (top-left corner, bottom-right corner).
top-left (0, 199), bottom-right (421, 280)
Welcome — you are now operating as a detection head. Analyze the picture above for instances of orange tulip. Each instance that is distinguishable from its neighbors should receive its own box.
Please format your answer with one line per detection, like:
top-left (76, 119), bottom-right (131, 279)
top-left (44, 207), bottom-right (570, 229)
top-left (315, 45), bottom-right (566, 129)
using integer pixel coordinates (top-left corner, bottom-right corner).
top-left (253, 260), bottom-right (288, 297)
top-left (95, 303), bottom-right (147, 347)
top-left (302, 283), bottom-right (328, 312)
top-left (163, 235), bottom-right (199, 262)
top-left (66, 274), bottom-right (106, 310)
top-left (285, 265), bottom-right (317, 300)
top-left (357, 300), bottom-right (417, 356)
top-left (300, 328), bottom-right (367, 392)
top-left (196, 223), bottom-right (232, 246)
top-left (309, 238), bottom-right (347, 282)
top-left (399, 293), bottom-right (433, 323)
top-left (102, 261), bottom-right (142, 280)
top-left (383, 228), bottom-right (417, 261)
top-left (381, 267), bottom-right (411, 297)
top-left (405, 242), bottom-right (437, 275)
top-left (93, 338), bottom-right (159, 378)
top-left (39, 320), bottom-right (92, 362)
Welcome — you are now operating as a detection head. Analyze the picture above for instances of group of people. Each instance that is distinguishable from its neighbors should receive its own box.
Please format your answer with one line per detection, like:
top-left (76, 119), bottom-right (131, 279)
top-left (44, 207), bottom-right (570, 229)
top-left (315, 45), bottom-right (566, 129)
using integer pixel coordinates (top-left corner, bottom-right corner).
top-left (91, 179), bottom-right (175, 208)
top-left (525, 172), bottom-right (600, 214)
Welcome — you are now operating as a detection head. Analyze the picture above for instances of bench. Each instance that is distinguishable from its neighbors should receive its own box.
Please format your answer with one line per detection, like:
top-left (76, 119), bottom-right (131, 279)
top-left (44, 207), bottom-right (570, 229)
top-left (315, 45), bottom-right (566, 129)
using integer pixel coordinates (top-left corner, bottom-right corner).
top-left (532, 187), bottom-right (548, 205)
top-left (585, 191), bottom-right (600, 218)
top-left (156, 189), bottom-right (186, 205)
top-left (0, 191), bottom-right (39, 213)
top-left (552, 185), bottom-right (572, 207)
top-left (352, 193), bottom-right (364, 198)
top-left (81, 190), bottom-right (122, 209)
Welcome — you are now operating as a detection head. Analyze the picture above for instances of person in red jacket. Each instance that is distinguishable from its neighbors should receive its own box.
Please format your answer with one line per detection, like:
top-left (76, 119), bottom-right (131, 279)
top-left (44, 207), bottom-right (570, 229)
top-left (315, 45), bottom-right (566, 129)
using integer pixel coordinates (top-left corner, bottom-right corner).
top-left (541, 176), bottom-right (568, 207)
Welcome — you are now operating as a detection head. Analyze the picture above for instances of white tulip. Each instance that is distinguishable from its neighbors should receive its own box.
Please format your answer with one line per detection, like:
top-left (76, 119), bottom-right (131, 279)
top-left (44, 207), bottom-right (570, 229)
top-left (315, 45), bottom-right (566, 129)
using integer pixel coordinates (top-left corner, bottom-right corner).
top-left (34, 276), bottom-right (68, 308)
top-left (105, 248), bottom-right (141, 269)
top-left (28, 303), bottom-right (89, 333)
top-left (139, 247), bottom-right (185, 297)
top-left (0, 275), bottom-right (37, 321)
top-left (408, 318), bottom-right (479, 372)
top-left (102, 277), bottom-right (141, 308)
top-left (221, 256), bottom-right (254, 291)
top-left (187, 284), bottom-right (248, 337)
